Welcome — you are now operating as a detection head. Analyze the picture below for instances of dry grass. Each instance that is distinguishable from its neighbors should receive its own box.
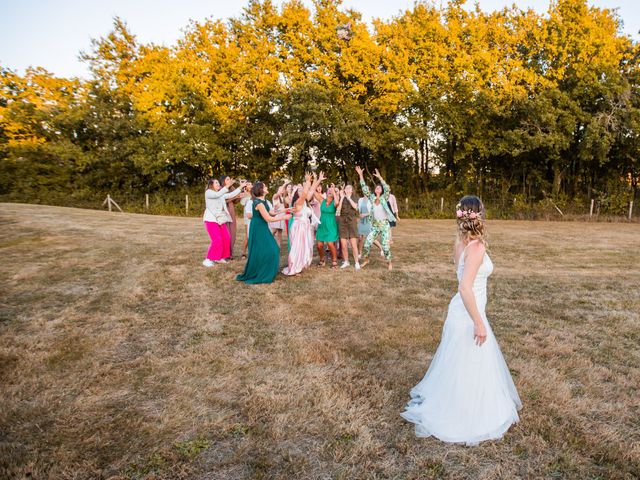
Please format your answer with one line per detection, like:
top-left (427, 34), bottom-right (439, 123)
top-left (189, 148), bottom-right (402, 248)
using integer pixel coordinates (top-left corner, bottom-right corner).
top-left (1, 202), bottom-right (639, 480)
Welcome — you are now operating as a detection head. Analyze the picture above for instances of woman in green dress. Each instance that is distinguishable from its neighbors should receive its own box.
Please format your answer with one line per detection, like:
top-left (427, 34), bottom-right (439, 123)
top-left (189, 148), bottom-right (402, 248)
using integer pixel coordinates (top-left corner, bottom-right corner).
top-left (237, 182), bottom-right (291, 284)
top-left (313, 184), bottom-right (339, 267)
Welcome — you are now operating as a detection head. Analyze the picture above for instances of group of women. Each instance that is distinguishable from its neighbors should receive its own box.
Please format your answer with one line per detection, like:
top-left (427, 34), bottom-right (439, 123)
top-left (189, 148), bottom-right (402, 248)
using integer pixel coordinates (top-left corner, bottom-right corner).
top-left (202, 167), bottom-right (399, 284)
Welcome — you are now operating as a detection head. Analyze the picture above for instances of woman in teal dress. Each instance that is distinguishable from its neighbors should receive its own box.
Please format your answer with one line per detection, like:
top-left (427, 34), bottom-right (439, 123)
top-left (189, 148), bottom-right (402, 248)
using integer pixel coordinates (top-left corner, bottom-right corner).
top-left (237, 182), bottom-right (291, 284)
top-left (312, 184), bottom-right (339, 267)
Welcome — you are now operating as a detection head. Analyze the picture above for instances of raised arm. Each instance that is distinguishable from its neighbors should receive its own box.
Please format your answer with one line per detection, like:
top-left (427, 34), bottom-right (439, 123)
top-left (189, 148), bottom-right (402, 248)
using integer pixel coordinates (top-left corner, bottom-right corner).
top-left (306, 171), bottom-right (325, 202)
top-left (224, 185), bottom-right (244, 200)
top-left (373, 169), bottom-right (390, 200)
top-left (205, 187), bottom-right (229, 200)
top-left (312, 175), bottom-right (326, 202)
top-left (273, 180), bottom-right (290, 202)
top-left (458, 240), bottom-right (487, 346)
top-left (296, 174), bottom-right (313, 208)
top-left (255, 202), bottom-right (291, 224)
top-left (356, 166), bottom-right (372, 200)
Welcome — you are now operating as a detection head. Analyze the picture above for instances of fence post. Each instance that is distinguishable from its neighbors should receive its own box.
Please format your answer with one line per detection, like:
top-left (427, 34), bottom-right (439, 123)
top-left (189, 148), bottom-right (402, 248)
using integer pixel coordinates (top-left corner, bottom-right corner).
top-left (405, 197), bottom-right (409, 211)
top-left (186, 194), bottom-right (189, 214)
top-left (589, 199), bottom-right (594, 218)
top-left (440, 197), bottom-right (444, 212)
top-left (629, 201), bottom-right (634, 221)
top-left (107, 194), bottom-right (112, 212)
top-left (145, 194), bottom-right (149, 211)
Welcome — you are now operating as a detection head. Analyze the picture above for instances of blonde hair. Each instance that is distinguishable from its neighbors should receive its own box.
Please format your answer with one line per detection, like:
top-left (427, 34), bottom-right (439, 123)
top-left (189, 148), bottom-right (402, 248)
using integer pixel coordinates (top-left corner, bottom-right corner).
top-left (456, 195), bottom-right (488, 247)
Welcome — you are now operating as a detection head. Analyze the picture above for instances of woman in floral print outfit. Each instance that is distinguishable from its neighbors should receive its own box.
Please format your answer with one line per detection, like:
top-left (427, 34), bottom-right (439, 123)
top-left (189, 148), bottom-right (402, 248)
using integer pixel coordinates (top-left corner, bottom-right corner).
top-left (355, 166), bottom-right (396, 271)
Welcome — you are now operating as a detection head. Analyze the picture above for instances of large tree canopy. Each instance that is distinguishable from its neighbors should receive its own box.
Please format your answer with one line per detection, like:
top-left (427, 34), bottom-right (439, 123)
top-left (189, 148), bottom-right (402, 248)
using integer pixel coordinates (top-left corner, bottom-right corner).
top-left (1, 0), bottom-right (638, 215)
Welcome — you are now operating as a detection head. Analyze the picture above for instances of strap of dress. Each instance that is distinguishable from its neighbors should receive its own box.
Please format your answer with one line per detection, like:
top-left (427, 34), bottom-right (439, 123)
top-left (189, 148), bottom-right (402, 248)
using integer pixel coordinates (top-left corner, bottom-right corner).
top-left (459, 239), bottom-right (481, 266)
top-left (462, 239), bottom-right (480, 254)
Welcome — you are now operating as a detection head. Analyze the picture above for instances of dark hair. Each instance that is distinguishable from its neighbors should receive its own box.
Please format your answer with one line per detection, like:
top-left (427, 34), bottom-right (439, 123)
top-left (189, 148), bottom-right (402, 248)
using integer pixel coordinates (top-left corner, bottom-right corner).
top-left (252, 182), bottom-right (265, 198)
top-left (291, 191), bottom-right (300, 206)
top-left (206, 178), bottom-right (216, 192)
top-left (458, 195), bottom-right (484, 214)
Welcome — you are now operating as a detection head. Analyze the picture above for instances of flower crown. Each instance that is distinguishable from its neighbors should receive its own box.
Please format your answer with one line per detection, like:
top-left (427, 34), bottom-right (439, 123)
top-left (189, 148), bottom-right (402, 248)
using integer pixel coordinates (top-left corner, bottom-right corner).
top-left (456, 205), bottom-right (482, 220)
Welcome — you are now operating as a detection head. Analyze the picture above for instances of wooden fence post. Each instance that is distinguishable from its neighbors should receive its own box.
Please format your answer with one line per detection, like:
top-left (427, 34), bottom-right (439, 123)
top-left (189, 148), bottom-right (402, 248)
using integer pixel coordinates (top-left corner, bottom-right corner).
top-left (440, 197), bottom-right (444, 212)
top-left (186, 194), bottom-right (189, 214)
top-left (102, 194), bottom-right (123, 213)
top-left (629, 201), bottom-right (634, 221)
top-left (145, 194), bottom-right (149, 211)
top-left (405, 197), bottom-right (409, 211)
top-left (589, 199), bottom-right (594, 218)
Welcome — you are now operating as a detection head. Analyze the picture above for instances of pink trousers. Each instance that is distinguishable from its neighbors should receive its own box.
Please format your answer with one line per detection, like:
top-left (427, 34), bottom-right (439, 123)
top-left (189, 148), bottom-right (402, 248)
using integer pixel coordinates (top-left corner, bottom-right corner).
top-left (205, 221), bottom-right (231, 261)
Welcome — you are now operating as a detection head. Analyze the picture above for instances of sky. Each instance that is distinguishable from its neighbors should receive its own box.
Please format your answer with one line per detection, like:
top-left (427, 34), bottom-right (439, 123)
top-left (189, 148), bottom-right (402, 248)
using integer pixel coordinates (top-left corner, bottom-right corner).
top-left (1, 0), bottom-right (638, 79)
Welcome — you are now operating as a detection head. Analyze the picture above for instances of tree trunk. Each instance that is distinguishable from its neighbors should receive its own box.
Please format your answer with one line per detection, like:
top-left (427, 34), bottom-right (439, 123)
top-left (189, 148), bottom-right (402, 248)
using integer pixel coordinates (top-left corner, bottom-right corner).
top-left (446, 136), bottom-right (457, 177)
top-left (552, 164), bottom-right (563, 196)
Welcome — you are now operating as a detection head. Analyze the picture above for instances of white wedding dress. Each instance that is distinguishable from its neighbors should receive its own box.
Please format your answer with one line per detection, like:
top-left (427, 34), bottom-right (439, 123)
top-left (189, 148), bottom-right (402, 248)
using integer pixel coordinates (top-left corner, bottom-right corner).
top-left (401, 245), bottom-right (522, 445)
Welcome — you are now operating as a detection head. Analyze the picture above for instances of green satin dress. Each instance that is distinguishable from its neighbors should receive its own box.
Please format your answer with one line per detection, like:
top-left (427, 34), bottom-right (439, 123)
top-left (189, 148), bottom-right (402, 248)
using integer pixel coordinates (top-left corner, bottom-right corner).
top-left (237, 199), bottom-right (280, 284)
top-left (315, 199), bottom-right (339, 242)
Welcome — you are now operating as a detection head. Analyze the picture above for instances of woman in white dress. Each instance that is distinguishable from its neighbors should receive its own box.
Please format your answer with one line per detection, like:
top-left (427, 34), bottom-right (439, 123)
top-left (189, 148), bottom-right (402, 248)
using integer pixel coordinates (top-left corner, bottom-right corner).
top-left (401, 195), bottom-right (522, 445)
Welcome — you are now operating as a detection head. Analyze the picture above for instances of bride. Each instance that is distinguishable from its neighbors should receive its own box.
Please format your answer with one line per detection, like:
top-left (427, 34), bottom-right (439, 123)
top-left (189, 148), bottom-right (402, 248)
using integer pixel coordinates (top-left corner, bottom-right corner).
top-left (401, 195), bottom-right (522, 446)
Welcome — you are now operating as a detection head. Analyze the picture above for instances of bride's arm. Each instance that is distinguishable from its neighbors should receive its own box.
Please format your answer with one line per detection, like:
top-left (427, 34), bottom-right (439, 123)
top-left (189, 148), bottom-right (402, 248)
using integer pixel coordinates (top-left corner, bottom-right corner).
top-left (458, 241), bottom-right (487, 346)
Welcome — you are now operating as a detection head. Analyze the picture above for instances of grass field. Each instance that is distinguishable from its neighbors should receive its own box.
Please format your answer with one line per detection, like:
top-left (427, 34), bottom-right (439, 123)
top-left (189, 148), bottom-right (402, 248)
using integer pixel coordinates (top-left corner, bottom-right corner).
top-left (1, 203), bottom-right (639, 480)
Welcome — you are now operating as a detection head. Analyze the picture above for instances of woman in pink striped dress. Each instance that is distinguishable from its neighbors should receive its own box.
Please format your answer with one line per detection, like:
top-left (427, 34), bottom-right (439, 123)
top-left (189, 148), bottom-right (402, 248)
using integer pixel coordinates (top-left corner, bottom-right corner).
top-left (283, 172), bottom-right (324, 276)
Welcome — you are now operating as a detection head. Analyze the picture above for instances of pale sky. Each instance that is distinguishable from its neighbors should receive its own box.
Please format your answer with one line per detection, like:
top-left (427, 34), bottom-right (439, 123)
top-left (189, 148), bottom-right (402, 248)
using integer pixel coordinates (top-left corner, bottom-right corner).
top-left (1, 0), bottom-right (638, 79)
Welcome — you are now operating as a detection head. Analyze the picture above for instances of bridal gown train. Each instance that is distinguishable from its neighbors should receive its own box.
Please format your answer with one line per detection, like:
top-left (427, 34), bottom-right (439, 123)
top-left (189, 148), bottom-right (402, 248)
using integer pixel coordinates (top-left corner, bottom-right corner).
top-left (401, 246), bottom-right (522, 446)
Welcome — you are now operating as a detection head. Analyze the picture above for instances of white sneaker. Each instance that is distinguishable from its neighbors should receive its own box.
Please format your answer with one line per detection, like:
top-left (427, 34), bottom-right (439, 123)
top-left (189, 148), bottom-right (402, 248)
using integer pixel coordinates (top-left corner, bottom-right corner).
top-left (215, 259), bottom-right (227, 264)
top-left (355, 262), bottom-right (361, 270)
top-left (202, 259), bottom-right (215, 267)
top-left (340, 261), bottom-right (350, 269)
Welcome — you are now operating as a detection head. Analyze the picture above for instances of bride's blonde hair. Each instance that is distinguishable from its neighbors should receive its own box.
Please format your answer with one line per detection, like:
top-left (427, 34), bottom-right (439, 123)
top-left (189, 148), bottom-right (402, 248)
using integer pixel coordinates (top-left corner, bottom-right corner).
top-left (455, 195), bottom-right (488, 247)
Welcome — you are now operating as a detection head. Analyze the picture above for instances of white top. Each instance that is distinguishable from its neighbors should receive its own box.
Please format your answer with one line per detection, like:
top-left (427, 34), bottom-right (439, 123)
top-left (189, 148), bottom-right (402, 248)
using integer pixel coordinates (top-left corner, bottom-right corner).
top-left (388, 194), bottom-right (399, 214)
top-left (242, 198), bottom-right (253, 224)
top-left (373, 202), bottom-right (388, 221)
top-left (203, 186), bottom-right (242, 224)
top-left (271, 196), bottom-right (286, 230)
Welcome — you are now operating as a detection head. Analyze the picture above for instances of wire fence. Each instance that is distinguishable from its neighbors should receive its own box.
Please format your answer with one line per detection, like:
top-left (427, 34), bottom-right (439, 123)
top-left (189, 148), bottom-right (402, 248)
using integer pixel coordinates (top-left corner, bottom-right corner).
top-left (2, 190), bottom-right (638, 222)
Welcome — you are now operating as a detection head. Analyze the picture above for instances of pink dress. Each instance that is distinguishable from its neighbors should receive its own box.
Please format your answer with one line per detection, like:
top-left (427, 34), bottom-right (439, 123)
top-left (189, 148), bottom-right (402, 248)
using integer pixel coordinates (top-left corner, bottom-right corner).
top-left (282, 204), bottom-right (315, 275)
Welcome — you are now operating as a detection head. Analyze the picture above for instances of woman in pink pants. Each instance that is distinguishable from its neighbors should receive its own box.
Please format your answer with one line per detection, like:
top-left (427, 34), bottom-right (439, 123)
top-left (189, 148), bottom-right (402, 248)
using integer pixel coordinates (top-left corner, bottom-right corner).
top-left (202, 176), bottom-right (246, 267)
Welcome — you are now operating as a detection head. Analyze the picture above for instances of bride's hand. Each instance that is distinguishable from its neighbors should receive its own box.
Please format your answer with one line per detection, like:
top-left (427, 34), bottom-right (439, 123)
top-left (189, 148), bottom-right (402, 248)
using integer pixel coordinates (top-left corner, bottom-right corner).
top-left (474, 322), bottom-right (487, 346)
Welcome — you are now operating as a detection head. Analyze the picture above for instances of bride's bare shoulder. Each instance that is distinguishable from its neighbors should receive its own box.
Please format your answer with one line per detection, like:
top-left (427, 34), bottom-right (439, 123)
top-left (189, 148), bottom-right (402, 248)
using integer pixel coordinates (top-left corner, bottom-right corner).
top-left (466, 240), bottom-right (486, 257)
